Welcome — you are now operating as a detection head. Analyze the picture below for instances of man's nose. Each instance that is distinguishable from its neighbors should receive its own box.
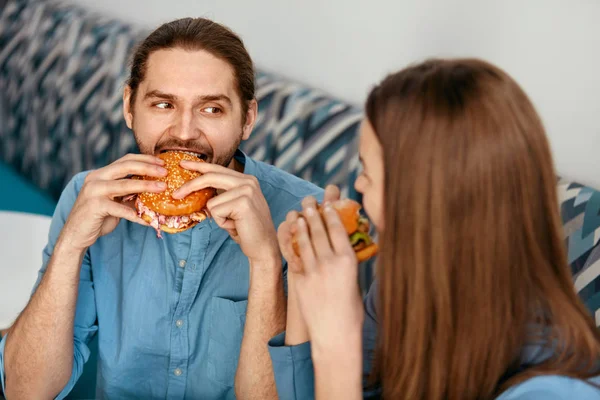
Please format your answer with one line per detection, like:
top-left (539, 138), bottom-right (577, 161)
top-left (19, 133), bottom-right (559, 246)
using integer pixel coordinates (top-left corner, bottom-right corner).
top-left (172, 109), bottom-right (201, 141)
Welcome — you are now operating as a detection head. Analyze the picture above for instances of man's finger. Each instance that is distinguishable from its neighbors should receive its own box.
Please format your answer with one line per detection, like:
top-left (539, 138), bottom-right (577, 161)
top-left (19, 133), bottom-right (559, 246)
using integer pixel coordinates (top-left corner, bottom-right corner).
top-left (114, 153), bottom-right (165, 166)
top-left (95, 160), bottom-right (168, 181)
top-left (172, 173), bottom-right (250, 199)
top-left (205, 185), bottom-right (254, 210)
top-left (104, 200), bottom-right (150, 226)
top-left (92, 179), bottom-right (166, 198)
top-left (179, 160), bottom-right (238, 176)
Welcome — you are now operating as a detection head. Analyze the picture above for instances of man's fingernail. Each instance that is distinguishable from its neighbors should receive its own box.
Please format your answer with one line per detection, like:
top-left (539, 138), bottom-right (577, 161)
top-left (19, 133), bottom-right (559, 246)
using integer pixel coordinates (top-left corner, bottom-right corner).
top-left (156, 182), bottom-right (167, 188)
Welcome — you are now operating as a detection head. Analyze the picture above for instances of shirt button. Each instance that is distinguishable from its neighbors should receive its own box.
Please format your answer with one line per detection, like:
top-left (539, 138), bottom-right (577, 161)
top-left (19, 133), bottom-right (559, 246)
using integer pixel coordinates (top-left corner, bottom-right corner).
top-left (178, 259), bottom-right (186, 268)
top-left (174, 368), bottom-right (183, 376)
top-left (175, 319), bottom-right (184, 328)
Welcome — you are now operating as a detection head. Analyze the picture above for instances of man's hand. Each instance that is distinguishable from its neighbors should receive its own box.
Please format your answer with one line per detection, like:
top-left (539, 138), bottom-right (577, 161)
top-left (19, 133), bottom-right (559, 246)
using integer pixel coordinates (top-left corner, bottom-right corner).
top-left (61, 154), bottom-right (167, 251)
top-left (174, 160), bottom-right (279, 265)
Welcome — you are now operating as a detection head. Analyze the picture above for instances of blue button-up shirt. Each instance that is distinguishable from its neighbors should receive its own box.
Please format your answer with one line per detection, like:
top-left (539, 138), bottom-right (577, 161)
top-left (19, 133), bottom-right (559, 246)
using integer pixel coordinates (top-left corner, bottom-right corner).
top-left (0, 151), bottom-right (323, 399)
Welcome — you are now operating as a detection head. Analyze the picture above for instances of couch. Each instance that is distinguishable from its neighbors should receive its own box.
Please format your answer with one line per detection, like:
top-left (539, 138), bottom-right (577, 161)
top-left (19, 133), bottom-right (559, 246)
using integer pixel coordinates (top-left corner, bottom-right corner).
top-left (1, 0), bottom-right (600, 398)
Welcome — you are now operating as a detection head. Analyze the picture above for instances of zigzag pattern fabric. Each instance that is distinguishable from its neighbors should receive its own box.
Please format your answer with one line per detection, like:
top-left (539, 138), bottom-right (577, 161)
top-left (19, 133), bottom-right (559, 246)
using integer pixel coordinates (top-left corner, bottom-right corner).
top-left (2, 0), bottom-right (600, 320)
top-left (0, 0), bottom-right (145, 200)
top-left (558, 180), bottom-right (600, 324)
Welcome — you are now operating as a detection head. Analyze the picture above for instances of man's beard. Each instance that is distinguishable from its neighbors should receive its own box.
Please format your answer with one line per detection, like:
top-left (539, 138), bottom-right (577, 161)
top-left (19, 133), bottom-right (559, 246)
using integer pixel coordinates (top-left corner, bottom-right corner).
top-left (133, 130), bottom-right (243, 168)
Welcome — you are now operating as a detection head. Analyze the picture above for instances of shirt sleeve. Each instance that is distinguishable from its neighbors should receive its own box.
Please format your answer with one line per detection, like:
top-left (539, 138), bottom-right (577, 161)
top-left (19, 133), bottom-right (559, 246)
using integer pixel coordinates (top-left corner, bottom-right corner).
top-left (497, 375), bottom-right (600, 400)
top-left (0, 172), bottom-right (98, 400)
top-left (268, 281), bottom-right (380, 400)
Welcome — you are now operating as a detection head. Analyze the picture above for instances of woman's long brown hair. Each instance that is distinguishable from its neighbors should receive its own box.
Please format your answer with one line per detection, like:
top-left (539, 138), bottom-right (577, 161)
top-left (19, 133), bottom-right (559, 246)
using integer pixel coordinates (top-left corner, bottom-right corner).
top-left (366, 58), bottom-right (600, 399)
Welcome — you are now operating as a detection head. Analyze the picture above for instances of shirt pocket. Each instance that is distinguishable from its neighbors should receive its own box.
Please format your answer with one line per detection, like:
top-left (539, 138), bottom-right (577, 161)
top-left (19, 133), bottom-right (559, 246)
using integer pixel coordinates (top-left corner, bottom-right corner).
top-left (206, 296), bottom-right (248, 387)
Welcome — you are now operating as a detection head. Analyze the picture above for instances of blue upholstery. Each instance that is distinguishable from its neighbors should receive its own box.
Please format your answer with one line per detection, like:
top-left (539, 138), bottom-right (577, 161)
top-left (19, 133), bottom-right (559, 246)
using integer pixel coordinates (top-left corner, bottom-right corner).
top-left (0, 0), bottom-right (599, 397)
top-left (0, 161), bottom-right (55, 216)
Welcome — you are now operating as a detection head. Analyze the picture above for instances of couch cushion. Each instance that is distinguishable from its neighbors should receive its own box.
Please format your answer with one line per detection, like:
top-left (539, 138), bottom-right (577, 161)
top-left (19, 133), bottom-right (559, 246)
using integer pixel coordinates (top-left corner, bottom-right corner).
top-left (241, 72), bottom-right (363, 200)
top-left (559, 180), bottom-right (600, 324)
top-left (0, 160), bottom-right (55, 216)
top-left (0, 0), bottom-right (364, 204)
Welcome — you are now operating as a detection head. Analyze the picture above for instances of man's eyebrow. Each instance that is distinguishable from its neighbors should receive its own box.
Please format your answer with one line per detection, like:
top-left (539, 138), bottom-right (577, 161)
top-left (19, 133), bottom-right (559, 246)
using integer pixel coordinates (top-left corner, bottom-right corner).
top-left (196, 94), bottom-right (232, 107)
top-left (144, 90), bottom-right (178, 101)
top-left (142, 91), bottom-right (233, 107)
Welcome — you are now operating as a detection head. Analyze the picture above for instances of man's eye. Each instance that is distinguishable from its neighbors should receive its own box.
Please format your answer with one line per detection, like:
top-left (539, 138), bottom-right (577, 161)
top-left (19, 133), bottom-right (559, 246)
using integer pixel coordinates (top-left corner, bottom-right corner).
top-left (155, 102), bottom-right (172, 109)
top-left (204, 107), bottom-right (222, 114)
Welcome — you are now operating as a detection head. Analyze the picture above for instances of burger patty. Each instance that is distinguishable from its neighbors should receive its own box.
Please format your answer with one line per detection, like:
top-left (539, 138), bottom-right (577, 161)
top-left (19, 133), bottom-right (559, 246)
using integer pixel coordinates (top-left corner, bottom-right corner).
top-left (350, 217), bottom-right (373, 251)
top-left (135, 198), bottom-right (206, 237)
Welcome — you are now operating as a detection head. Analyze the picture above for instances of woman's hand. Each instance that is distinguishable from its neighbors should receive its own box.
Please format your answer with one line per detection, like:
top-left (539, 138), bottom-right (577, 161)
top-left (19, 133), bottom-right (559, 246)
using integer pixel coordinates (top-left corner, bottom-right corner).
top-left (290, 194), bottom-right (364, 355)
top-left (278, 188), bottom-right (364, 400)
top-left (278, 185), bottom-right (343, 346)
top-left (278, 186), bottom-right (364, 354)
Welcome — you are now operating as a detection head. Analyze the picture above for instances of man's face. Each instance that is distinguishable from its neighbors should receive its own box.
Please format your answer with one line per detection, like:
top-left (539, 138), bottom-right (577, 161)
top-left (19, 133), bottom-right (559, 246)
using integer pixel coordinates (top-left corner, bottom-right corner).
top-left (123, 48), bottom-right (256, 167)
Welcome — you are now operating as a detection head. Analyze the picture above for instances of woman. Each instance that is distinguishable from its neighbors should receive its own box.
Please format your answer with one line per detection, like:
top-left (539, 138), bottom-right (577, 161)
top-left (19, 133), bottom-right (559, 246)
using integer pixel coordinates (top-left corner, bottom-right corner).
top-left (269, 59), bottom-right (600, 399)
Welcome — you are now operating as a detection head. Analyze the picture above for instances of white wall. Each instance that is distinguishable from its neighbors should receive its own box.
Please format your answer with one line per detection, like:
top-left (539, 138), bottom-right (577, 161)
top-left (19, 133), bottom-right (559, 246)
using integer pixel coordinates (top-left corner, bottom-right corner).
top-left (75, 0), bottom-right (600, 187)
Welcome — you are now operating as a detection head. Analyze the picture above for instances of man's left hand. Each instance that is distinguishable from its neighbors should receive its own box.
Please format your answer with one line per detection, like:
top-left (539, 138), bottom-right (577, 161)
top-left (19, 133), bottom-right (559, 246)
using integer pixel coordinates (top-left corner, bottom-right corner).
top-left (173, 161), bottom-right (279, 266)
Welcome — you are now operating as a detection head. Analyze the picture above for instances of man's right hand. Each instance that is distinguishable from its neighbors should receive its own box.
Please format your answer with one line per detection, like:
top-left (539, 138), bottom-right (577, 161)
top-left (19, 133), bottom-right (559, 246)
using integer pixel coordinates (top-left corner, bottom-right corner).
top-left (60, 154), bottom-right (167, 251)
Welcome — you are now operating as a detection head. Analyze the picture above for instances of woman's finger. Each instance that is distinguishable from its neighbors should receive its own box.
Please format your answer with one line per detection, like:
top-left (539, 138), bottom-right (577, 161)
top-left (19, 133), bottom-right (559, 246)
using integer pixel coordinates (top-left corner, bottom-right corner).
top-left (277, 221), bottom-right (303, 274)
top-left (322, 204), bottom-right (355, 255)
top-left (323, 185), bottom-right (341, 205)
top-left (295, 217), bottom-right (318, 273)
top-left (302, 204), bottom-right (334, 258)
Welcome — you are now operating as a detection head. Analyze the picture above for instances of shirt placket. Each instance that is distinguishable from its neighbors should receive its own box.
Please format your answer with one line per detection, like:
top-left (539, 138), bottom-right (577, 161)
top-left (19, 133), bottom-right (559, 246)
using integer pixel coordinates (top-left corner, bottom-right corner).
top-left (165, 224), bottom-right (211, 399)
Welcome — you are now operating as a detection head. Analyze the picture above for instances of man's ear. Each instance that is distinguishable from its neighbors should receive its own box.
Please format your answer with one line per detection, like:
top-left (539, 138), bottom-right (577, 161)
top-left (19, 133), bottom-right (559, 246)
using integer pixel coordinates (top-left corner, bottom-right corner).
top-left (242, 99), bottom-right (258, 141)
top-left (123, 85), bottom-right (134, 130)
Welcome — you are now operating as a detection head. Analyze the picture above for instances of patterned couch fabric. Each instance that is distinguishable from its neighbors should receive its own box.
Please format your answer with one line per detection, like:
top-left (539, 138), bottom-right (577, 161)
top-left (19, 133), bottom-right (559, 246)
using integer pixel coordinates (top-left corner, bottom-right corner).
top-left (0, 0), bottom-right (145, 200)
top-left (0, 0), bottom-right (363, 203)
top-left (559, 180), bottom-right (600, 324)
top-left (1, 0), bottom-right (600, 324)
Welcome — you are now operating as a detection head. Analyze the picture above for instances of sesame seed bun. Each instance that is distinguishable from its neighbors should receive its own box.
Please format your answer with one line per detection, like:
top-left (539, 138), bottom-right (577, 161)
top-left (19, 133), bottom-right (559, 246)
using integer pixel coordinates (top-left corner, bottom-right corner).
top-left (137, 151), bottom-right (216, 216)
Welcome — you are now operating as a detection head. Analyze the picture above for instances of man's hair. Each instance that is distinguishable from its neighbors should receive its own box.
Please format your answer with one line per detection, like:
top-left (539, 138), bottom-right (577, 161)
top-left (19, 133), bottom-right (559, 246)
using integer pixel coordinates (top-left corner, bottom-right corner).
top-left (127, 18), bottom-right (255, 117)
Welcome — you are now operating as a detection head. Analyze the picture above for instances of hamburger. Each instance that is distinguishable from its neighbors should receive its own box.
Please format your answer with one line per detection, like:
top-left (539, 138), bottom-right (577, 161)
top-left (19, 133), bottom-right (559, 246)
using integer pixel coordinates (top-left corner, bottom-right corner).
top-left (134, 151), bottom-right (216, 237)
top-left (293, 198), bottom-right (378, 262)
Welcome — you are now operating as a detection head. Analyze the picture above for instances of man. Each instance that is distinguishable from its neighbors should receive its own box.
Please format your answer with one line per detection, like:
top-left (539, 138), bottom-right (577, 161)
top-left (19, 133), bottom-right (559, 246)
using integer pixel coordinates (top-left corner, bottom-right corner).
top-left (0, 18), bottom-right (324, 399)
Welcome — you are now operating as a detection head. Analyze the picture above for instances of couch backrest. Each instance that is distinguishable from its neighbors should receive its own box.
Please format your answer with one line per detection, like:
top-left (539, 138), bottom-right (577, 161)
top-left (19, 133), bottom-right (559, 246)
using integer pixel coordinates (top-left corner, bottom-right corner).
top-left (1, 0), bottom-right (600, 325)
top-left (0, 0), bottom-right (363, 203)
top-left (559, 180), bottom-right (600, 324)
